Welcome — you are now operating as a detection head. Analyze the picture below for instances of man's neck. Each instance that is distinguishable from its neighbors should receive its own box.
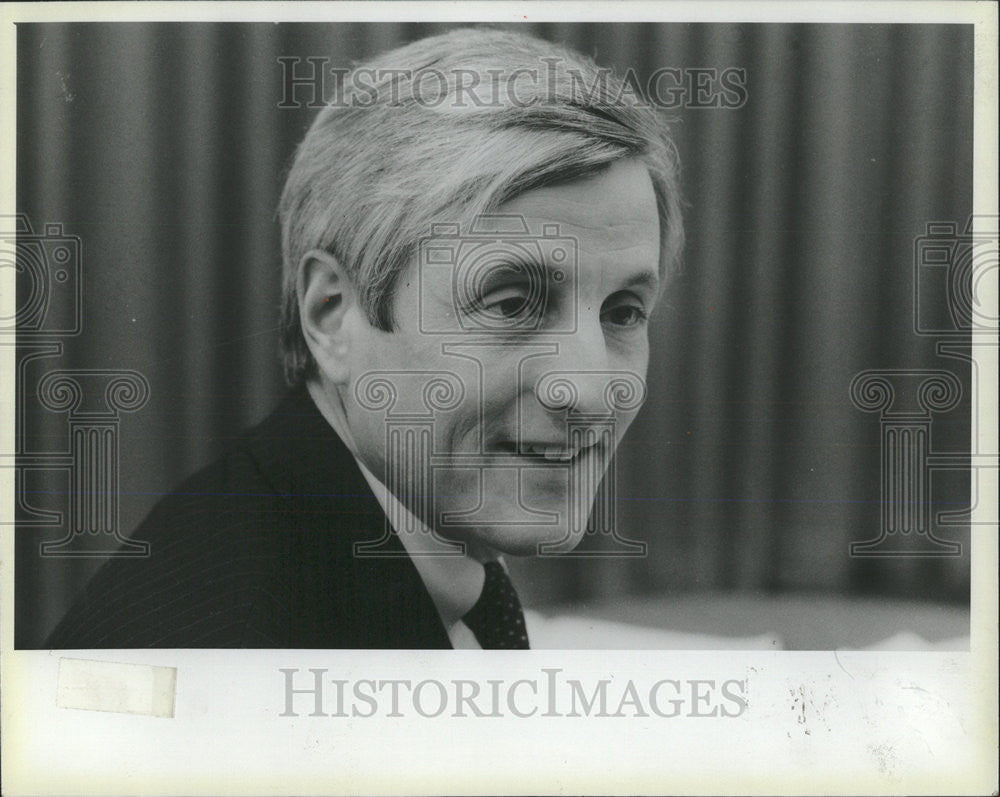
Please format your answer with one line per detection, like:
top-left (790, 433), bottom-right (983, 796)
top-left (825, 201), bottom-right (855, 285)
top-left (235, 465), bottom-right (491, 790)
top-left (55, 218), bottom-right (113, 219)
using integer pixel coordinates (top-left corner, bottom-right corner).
top-left (306, 377), bottom-right (361, 458)
top-left (304, 377), bottom-right (495, 563)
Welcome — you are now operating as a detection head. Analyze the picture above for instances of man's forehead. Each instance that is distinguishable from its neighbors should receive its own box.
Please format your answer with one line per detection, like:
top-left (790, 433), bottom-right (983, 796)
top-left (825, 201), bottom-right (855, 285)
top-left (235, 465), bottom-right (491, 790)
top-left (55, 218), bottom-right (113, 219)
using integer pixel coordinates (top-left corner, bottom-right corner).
top-left (495, 160), bottom-right (660, 235)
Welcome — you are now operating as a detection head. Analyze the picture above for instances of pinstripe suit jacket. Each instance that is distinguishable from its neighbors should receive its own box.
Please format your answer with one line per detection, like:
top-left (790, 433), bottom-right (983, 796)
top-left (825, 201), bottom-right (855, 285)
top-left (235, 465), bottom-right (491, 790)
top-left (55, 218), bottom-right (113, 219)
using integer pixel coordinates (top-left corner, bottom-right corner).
top-left (43, 387), bottom-right (452, 648)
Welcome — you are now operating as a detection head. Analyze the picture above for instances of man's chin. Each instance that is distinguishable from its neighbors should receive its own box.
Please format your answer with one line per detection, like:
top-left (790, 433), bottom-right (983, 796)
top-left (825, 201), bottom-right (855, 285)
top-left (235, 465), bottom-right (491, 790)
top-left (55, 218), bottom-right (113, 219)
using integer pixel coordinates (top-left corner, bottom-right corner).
top-left (451, 522), bottom-right (588, 558)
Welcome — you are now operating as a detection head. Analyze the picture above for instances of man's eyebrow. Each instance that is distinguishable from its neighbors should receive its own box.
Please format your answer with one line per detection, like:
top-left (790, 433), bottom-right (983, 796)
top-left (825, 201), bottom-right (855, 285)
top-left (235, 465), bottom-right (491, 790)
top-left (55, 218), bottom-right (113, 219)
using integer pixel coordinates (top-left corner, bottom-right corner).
top-left (616, 270), bottom-right (660, 292)
top-left (493, 257), bottom-right (661, 293)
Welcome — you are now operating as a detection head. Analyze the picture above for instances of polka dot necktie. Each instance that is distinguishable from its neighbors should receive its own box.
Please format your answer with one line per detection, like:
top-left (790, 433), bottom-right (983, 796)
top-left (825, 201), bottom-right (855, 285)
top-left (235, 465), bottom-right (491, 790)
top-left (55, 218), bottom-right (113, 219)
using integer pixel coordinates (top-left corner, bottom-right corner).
top-left (462, 561), bottom-right (530, 650)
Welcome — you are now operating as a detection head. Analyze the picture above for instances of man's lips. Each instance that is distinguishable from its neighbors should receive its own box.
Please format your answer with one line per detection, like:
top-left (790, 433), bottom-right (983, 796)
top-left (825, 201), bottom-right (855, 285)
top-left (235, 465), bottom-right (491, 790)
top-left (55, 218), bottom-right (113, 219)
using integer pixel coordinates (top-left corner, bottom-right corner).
top-left (489, 440), bottom-right (603, 463)
top-left (524, 443), bottom-right (585, 462)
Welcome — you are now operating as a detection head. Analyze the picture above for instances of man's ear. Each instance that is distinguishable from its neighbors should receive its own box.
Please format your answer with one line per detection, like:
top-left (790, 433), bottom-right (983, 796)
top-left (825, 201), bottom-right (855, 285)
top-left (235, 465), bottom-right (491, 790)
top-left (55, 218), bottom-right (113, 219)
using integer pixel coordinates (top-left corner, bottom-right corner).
top-left (297, 249), bottom-right (355, 385)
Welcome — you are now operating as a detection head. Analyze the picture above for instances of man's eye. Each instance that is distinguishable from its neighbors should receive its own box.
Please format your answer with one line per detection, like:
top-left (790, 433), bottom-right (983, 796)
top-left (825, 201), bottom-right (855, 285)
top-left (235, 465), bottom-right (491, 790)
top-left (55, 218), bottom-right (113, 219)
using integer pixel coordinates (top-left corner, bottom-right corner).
top-left (479, 289), bottom-right (532, 319)
top-left (601, 304), bottom-right (648, 328)
top-left (487, 296), bottom-right (528, 318)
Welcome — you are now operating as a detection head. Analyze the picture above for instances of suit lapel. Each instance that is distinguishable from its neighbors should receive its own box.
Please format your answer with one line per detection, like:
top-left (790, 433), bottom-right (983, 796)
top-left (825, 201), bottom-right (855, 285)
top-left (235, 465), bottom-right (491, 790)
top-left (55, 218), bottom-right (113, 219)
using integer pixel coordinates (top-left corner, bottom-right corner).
top-left (242, 386), bottom-right (452, 649)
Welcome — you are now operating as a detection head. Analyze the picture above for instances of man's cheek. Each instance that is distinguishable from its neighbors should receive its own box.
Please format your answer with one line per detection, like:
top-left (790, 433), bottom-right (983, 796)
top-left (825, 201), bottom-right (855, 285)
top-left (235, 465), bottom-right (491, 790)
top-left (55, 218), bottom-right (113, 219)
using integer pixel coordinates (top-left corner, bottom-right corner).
top-left (431, 468), bottom-right (478, 526)
top-left (430, 406), bottom-right (479, 457)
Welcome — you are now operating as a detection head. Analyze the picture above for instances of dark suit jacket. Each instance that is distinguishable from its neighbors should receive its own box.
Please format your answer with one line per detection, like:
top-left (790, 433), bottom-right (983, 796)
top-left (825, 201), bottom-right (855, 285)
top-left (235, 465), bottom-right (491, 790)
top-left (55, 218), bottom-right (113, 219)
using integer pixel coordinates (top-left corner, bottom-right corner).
top-left (44, 386), bottom-right (452, 648)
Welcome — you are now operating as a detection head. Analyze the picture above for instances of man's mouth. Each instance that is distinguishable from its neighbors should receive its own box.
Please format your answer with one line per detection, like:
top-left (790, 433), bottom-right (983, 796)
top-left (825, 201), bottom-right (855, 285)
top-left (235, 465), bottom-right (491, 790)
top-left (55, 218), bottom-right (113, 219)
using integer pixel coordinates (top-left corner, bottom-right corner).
top-left (492, 440), bottom-right (601, 462)
top-left (525, 443), bottom-right (585, 462)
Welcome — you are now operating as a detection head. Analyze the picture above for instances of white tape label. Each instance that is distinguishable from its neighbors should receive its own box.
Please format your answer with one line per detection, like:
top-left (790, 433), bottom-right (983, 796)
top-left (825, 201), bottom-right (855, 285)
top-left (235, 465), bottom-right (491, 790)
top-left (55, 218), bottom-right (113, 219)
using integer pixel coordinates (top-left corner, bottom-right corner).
top-left (56, 657), bottom-right (176, 718)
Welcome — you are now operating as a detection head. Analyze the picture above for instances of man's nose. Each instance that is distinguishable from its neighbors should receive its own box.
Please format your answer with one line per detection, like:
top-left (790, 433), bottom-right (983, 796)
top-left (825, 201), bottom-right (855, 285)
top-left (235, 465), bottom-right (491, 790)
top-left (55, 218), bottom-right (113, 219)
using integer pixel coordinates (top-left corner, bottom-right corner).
top-left (532, 327), bottom-right (646, 417)
top-left (535, 369), bottom-right (647, 417)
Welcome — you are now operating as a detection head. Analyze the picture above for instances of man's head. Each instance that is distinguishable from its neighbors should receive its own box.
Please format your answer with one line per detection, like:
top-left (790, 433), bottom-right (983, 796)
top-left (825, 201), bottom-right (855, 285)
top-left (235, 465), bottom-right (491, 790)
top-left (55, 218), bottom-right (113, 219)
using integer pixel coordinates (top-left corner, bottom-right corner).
top-left (280, 27), bottom-right (683, 556)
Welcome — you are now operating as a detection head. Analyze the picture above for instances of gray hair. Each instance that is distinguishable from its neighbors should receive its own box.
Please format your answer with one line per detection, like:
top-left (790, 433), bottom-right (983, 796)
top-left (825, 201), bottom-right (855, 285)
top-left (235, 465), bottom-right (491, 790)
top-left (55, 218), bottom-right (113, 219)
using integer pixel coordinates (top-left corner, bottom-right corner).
top-left (278, 27), bottom-right (684, 385)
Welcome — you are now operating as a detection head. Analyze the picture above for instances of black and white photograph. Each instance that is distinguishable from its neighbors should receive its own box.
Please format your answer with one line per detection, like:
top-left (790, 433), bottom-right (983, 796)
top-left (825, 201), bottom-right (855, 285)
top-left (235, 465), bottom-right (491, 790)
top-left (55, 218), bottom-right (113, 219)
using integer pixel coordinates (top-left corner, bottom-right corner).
top-left (1, 3), bottom-right (996, 795)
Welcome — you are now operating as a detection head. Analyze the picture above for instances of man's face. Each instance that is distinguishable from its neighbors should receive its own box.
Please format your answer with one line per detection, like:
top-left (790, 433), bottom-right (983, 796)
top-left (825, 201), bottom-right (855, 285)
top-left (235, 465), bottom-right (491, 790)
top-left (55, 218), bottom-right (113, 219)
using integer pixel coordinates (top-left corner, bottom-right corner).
top-left (342, 157), bottom-right (661, 556)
